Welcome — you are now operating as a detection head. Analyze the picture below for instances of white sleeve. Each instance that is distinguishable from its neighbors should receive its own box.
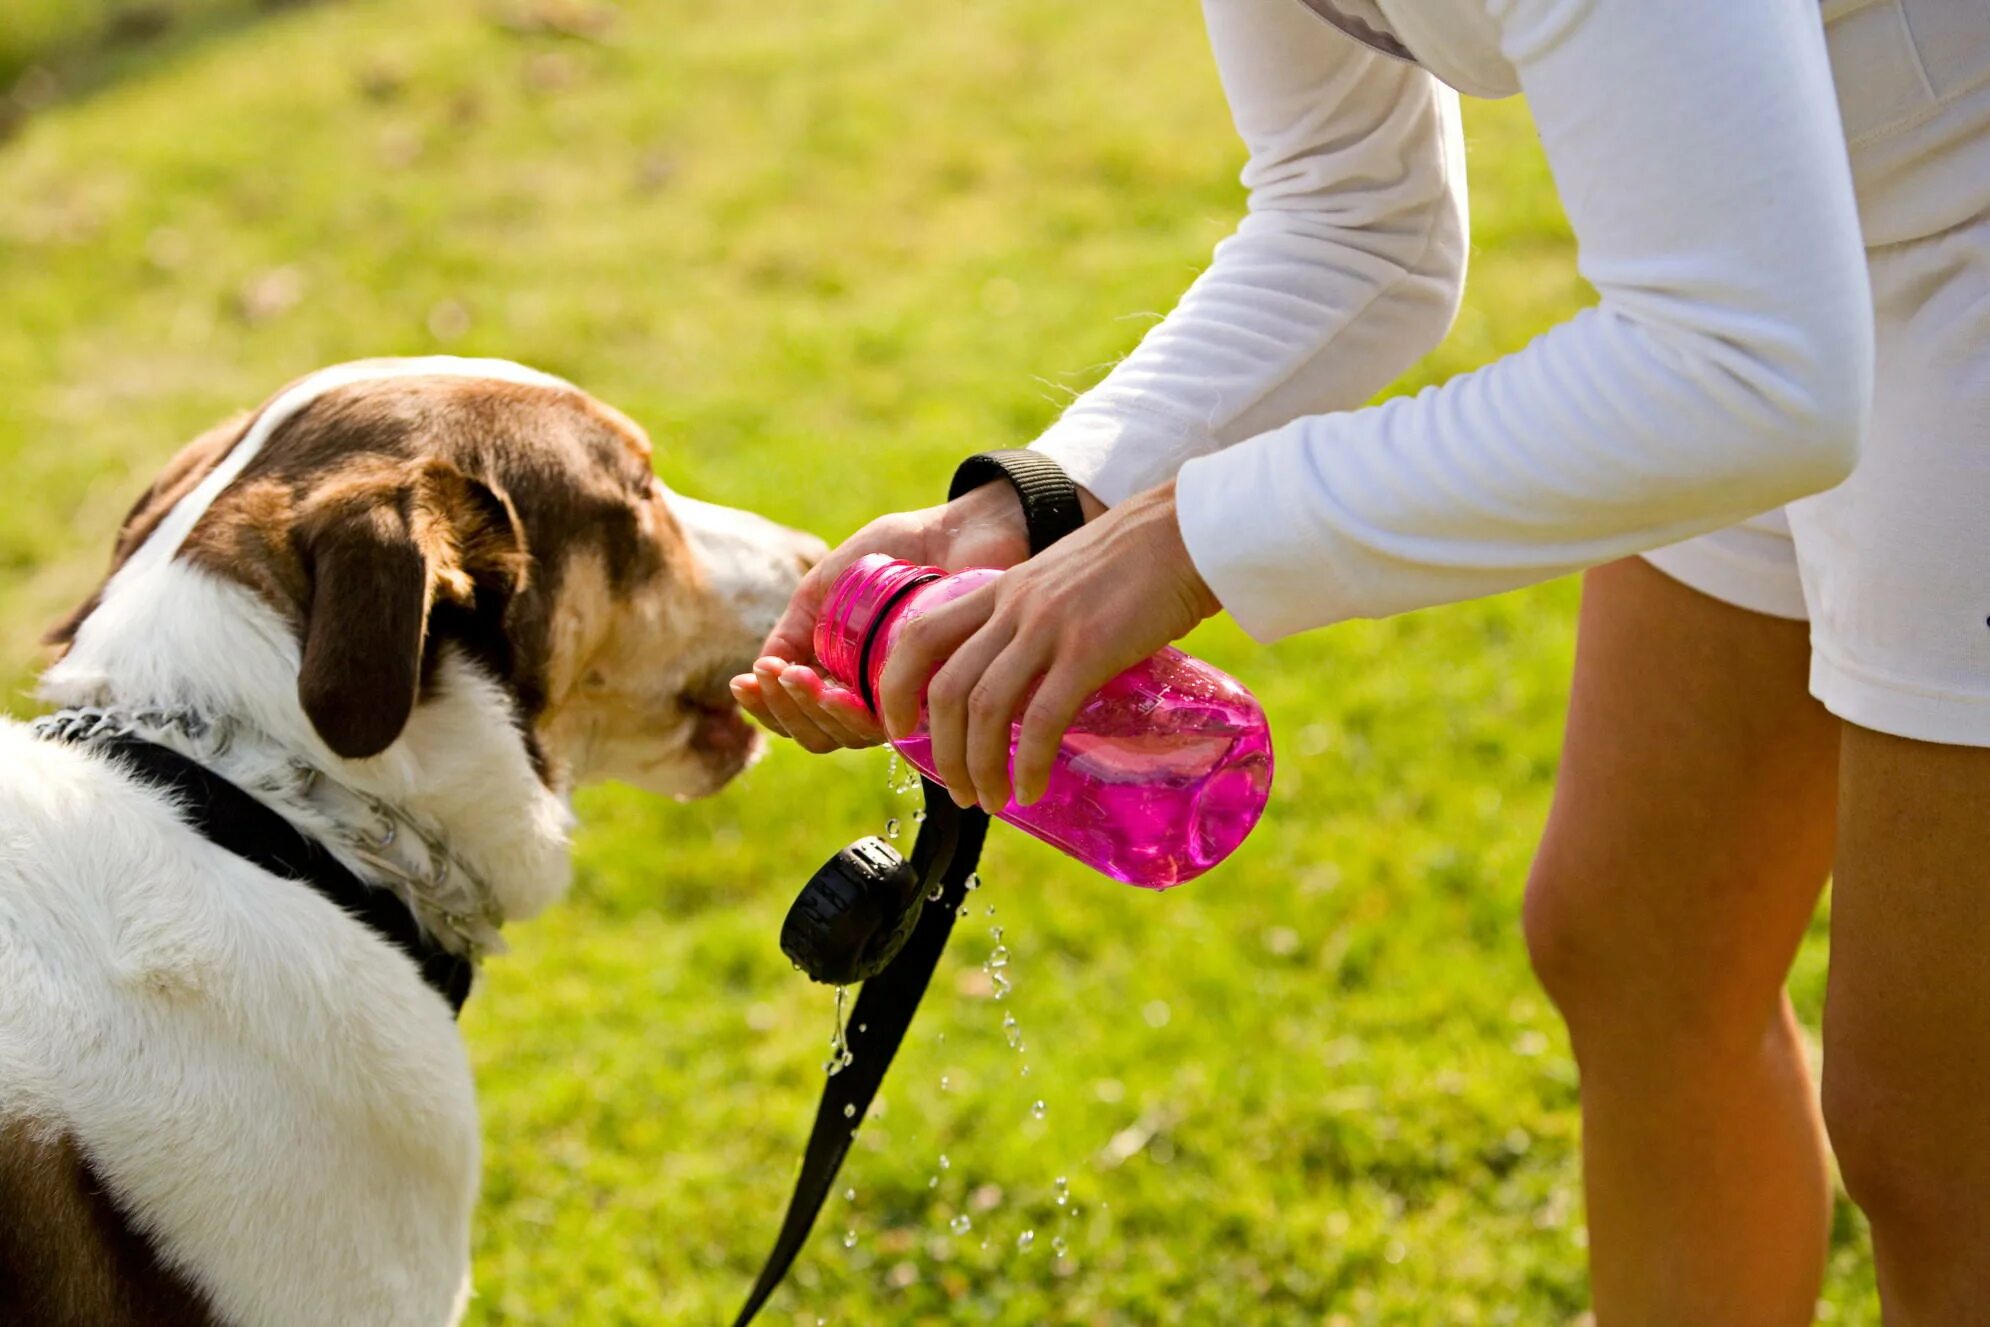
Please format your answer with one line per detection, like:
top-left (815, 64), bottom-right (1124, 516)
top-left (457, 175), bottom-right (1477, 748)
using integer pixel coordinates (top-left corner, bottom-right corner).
top-left (1028, 0), bottom-right (1470, 507)
top-left (1177, 0), bottom-right (1874, 640)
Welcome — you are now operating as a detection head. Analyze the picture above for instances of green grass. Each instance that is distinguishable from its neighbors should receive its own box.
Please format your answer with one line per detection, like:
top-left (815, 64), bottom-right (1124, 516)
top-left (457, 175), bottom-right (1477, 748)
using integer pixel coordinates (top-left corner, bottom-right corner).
top-left (0, 1), bottom-right (1872, 1322)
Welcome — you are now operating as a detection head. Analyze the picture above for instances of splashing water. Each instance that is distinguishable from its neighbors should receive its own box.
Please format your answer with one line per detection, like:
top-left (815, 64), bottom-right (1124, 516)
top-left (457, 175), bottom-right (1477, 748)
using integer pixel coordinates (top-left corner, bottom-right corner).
top-left (823, 985), bottom-right (854, 1076)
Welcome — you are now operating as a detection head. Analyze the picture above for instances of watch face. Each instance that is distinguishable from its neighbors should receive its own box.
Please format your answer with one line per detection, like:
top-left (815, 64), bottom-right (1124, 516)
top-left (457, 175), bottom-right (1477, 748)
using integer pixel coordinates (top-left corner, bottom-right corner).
top-left (1291, 0), bottom-right (1419, 64)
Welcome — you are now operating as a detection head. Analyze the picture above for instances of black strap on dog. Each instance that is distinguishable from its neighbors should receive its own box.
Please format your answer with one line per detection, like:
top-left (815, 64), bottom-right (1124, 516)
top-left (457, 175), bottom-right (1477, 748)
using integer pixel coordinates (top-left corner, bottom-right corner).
top-left (37, 730), bottom-right (474, 1014)
top-left (733, 450), bottom-right (1085, 1326)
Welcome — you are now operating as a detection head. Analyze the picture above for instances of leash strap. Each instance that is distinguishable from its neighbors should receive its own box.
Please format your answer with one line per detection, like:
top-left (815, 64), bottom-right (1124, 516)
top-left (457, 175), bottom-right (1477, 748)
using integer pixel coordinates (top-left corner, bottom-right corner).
top-left (733, 450), bottom-right (1084, 1325)
top-left (44, 731), bottom-right (474, 1013)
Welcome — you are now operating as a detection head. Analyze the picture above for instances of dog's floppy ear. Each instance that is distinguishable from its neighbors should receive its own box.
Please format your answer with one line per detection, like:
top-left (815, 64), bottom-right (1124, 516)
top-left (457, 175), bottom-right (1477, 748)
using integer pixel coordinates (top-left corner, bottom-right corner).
top-left (296, 457), bottom-right (527, 760)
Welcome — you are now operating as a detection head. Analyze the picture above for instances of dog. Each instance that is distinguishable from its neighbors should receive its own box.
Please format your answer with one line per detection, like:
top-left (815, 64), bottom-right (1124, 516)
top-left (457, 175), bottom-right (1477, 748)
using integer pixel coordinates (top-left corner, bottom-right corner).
top-left (0, 357), bottom-right (823, 1326)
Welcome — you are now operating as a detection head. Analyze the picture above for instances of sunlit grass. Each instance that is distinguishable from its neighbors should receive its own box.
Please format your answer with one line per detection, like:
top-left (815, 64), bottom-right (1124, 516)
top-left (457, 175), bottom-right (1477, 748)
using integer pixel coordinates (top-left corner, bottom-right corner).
top-left (0, 2), bottom-right (1870, 1322)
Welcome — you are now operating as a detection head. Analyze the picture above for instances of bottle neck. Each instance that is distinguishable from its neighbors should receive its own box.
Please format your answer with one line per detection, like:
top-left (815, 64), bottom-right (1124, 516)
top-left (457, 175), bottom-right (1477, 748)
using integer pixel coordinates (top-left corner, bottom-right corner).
top-left (813, 555), bottom-right (945, 710)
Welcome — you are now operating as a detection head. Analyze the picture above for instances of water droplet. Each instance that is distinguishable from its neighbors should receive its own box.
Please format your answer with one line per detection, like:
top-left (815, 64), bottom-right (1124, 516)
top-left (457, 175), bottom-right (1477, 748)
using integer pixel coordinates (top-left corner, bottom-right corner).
top-left (927, 880), bottom-right (944, 901)
top-left (823, 985), bottom-right (852, 1077)
top-left (844, 1187), bottom-right (856, 1202)
top-left (1031, 1099), bottom-right (1047, 1120)
top-left (950, 1215), bottom-right (972, 1235)
top-left (1017, 1230), bottom-right (1035, 1252)
top-left (844, 1229), bottom-right (858, 1249)
top-left (1002, 1012), bottom-right (1024, 1051)
top-left (885, 818), bottom-right (900, 840)
top-left (857, 1023), bottom-right (867, 1033)
top-left (885, 752), bottom-right (900, 787)
top-left (939, 1075), bottom-right (950, 1091)
top-left (956, 904), bottom-right (969, 919)
top-left (985, 904), bottom-right (996, 916)
top-left (913, 808), bottom-right (927, 823)
top-left (992, 972), bottom-right (1012, 1000)
top-left (1053, 1176), bottom-right (1069, 1206)
top-left (927, 1174), bottom-right (939, 1189)
top-left (939, 1154), bottom-right (950, 1170)
top-left (1020, 1064), bottom-right (1031, 1077)
top-left (1052, 1236), bottom-right (1069, 1257)
top-left (842, 1103), bottom-right (856, 1118)
top-left (964, 873), bottom-right (981, 892)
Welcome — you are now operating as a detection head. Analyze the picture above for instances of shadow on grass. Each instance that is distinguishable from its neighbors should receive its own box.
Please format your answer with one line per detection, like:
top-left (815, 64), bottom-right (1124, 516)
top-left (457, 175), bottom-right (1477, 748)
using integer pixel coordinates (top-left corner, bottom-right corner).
top-left (1, 0), bottom-right (348, 140)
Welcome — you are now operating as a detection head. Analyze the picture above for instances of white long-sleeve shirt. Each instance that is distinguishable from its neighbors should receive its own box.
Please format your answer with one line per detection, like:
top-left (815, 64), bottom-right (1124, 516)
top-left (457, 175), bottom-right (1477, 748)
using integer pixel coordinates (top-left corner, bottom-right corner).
top-left (1030, 0), bottom-right (1874, 641)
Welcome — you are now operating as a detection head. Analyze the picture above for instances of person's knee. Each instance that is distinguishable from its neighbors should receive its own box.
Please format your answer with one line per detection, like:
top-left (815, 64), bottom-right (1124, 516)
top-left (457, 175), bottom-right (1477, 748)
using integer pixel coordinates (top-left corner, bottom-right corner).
top-left (1821, 1050), bottom-right (1971, 1249)
top-left (1521, 845), bottom-right (1608, 1017)
top-left (1523, 837), bottom-right (1785, 1050)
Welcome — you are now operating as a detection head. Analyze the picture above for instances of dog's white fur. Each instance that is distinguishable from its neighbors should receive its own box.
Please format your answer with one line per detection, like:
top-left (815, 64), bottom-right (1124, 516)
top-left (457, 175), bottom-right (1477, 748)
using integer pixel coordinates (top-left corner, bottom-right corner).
top-left (0, 360), bottom-right (813, 1325)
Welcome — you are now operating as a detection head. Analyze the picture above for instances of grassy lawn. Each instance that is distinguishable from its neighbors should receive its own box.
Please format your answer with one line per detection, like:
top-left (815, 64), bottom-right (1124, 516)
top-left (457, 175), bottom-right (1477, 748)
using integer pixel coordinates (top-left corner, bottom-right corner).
top-left (0, 1), bottom-right (1872, 1322)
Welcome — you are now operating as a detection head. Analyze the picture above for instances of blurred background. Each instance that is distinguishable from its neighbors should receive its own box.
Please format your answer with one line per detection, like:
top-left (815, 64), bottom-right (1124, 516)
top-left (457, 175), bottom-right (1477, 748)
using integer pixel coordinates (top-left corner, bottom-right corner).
top-left (0, 1), bottom-right (1871, 1322)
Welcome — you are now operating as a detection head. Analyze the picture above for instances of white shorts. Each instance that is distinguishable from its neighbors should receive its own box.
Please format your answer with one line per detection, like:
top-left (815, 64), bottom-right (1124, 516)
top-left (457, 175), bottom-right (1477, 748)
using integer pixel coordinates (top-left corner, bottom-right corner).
top-left (1644, 2), bottom-right (1990, 746)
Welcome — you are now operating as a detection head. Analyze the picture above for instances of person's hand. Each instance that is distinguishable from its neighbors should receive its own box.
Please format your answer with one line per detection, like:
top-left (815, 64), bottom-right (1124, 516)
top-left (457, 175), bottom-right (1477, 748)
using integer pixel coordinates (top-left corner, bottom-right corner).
top-left (875, 479), bottom-right (1220, 810)
top-left (728, 480), bottom-right (1038, 753)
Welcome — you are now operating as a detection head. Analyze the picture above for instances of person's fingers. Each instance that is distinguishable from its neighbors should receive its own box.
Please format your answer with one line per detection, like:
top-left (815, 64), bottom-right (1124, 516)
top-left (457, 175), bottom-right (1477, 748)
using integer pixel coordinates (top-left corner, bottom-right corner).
top-left (876, 588), bottom-right (994, 742)
top-left (778, 664), bottom-right (885, 748)
top-left (1013, 665), bottom-right (1090, 806)
top-left (758, 562), bottom-right (835, 667)
top-left (728, 674), bottom-right (791, 740)
top-left (922, 618), bottom-right (1015, 807)
top-left (751, 657), bottom-right (843, 753)
top-left (964, 638), bottom-right (1050, 812)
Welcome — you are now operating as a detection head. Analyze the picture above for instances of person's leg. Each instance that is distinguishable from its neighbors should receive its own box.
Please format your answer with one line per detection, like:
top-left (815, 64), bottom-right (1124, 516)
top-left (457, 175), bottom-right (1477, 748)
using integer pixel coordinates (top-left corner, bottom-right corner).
top-left (1822, 728), bottom-right (1990, 1324)
top-left (1526, 556), bottom-right (1839, 1326)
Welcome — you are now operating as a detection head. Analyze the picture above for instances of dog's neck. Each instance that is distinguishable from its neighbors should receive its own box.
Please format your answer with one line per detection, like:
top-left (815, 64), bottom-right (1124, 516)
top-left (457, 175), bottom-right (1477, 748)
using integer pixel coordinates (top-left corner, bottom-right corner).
top-left (40, 559), bottom-right (575, 931)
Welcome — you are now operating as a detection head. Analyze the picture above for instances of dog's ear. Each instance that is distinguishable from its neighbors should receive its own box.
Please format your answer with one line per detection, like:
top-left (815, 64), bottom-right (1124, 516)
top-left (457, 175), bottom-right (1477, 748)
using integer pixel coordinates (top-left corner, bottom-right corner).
top-left (296, 458), bottom-right (527, 759)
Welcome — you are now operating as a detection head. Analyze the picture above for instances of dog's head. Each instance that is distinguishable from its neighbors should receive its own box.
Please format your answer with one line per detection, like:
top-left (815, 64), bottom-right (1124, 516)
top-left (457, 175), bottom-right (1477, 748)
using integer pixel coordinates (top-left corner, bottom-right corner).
top-left (48, 359), bottom-right (821, 800)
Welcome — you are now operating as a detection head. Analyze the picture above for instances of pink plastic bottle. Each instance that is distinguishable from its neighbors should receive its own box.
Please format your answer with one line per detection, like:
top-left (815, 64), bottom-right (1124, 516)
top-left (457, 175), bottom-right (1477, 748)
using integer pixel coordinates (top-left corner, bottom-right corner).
top-left (814, 554), bottom-right (1274, 889)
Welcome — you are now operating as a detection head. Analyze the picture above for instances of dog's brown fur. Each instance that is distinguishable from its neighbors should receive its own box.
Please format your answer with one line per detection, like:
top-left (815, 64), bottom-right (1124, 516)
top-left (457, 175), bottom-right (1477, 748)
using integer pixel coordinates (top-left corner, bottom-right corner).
top-left (0, 1121), bottom-right (220, 1327)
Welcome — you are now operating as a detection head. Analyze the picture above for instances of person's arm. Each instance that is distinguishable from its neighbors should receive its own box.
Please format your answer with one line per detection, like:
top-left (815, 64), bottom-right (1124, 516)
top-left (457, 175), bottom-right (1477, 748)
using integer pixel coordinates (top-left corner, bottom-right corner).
top-left (887, 0), bottom-right (1876, 811)
top-left (1029, 0), bottom-right (1470, 506)
top-left (1178, 0), bottom-right (1873, 639)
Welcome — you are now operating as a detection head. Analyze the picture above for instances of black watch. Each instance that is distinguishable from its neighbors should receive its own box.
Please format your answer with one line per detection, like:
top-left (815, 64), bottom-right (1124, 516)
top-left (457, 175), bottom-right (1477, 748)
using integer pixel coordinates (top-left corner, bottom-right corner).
top-left (947, 449), bottom-right (1086, 556)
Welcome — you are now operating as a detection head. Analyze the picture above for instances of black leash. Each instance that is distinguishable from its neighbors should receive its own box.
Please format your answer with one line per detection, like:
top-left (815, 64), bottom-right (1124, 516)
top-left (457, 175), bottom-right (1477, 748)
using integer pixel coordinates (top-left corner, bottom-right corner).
top-left (733, 450), bottom-right (1084, 1326)
top-left (36, 727), bottom-right (474, 1014)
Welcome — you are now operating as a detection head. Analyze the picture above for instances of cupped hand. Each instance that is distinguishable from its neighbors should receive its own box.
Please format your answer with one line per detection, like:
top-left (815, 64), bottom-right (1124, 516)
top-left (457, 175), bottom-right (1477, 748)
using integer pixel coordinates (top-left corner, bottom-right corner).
top-left (729, 480), bottom-right (1035, 753)
top-left (875, 479), bottom-right (1220, 811)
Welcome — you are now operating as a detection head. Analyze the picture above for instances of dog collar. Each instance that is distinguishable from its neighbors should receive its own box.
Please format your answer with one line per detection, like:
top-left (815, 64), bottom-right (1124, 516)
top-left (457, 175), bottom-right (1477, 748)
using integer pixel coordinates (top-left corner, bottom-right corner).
top-left (33, 705), bottom-right (494, 1012)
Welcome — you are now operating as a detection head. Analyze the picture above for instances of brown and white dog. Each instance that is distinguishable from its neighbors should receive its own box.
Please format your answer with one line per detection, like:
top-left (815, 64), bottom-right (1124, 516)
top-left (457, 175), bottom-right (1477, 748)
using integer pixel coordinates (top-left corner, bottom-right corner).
top-left (0, 358), bottom-right (823, 1326)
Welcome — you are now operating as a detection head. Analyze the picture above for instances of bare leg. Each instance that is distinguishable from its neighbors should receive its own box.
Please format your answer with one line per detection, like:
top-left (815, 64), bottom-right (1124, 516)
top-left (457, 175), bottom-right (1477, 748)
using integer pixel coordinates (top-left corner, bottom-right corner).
top-left (1527, 559), bottom-right (1839, 1325)
top-left (1824, 726), bottom-right (1990, 1325)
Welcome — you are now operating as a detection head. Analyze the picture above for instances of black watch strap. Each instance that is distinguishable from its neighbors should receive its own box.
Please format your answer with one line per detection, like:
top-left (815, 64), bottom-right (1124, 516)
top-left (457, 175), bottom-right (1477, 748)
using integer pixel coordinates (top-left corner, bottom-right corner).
top-left (947, 449), bottom-right (1086, 556)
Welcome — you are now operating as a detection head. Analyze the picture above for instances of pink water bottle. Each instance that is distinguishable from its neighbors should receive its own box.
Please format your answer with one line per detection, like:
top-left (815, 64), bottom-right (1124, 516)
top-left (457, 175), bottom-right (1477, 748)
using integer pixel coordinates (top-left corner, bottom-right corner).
top-left (813, 555), bottom-right (1274, 889)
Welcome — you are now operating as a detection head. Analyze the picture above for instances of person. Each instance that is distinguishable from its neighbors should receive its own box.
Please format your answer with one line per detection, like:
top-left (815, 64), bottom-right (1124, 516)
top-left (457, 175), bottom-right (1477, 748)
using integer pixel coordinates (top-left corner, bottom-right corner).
top-left (730, 0), bottom-right (1990, 1320)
